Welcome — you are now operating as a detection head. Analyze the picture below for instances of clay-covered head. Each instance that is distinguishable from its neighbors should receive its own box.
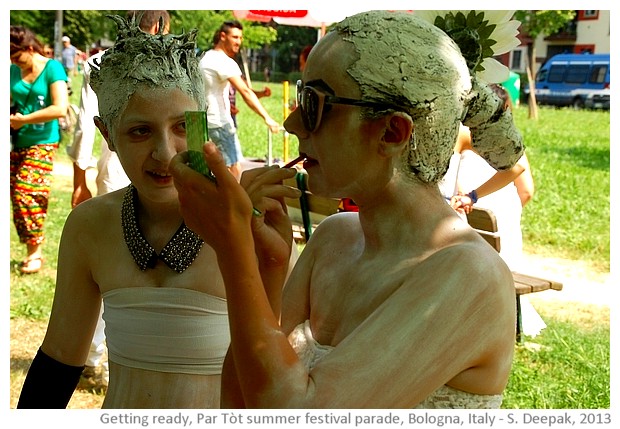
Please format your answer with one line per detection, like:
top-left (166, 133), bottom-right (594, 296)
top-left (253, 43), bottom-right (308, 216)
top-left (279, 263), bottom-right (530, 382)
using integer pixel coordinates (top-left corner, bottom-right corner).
top-left (90, 15), bottom-right (206, 132)
top-left (331, 11), bottom-right (523, 183)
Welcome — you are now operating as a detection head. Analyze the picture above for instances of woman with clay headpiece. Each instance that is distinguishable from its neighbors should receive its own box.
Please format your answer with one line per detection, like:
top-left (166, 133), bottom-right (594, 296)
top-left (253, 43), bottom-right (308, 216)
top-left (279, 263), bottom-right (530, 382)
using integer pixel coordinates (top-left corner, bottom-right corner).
top-left (17, 16), bottom-right (234, 409)
top-left (171, 10), bottom-right (524, 408)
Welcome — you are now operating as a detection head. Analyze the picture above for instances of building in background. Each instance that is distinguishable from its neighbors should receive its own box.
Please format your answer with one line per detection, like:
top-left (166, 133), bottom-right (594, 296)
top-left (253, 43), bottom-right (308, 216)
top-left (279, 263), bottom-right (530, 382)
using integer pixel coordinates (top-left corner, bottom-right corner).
top-left (504, 10), bottom-right (610, 76)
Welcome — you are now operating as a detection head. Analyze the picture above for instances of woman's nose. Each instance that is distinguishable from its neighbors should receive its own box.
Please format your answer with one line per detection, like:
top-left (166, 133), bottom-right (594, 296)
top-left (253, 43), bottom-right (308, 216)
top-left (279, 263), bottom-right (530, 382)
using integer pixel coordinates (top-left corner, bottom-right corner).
top-left (284, 107), bottom-right (308, 139)
top-left (151, 135), bottom-right (177, 162)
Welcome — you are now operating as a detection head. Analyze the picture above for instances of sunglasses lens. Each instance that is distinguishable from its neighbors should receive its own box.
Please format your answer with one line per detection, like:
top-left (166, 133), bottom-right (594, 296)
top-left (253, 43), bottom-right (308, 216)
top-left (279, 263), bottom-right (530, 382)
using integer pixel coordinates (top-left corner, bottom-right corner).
top-left (305, 88), bottom-right (320, 132)
top-left (297, 81), bottom-right (319, 132)
top-left (306, 92), bottom-right (321, 132)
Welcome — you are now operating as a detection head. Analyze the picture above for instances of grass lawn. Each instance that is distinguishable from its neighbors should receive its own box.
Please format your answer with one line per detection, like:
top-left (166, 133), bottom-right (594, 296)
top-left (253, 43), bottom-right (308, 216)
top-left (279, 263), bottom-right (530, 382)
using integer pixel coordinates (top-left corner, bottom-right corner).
top-left (9, 76), bottom-right (610, 409)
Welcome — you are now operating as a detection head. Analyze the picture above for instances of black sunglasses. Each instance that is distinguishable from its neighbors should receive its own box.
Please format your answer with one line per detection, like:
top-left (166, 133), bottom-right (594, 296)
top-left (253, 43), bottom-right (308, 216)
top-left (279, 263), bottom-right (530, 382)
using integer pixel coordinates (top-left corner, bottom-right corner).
top-left (296, 80), bottom-right (398, 132)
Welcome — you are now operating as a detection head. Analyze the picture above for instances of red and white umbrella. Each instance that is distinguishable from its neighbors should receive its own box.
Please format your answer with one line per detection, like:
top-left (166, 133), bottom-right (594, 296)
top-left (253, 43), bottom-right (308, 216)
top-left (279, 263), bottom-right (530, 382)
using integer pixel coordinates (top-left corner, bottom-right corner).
top-left (233, 9), bottom-right (371, 35)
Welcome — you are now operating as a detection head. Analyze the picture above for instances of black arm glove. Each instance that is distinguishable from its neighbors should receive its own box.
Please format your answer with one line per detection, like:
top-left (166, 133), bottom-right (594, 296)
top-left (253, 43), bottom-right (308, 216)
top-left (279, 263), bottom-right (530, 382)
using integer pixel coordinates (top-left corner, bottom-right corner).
top-left (17, 348), bottom-right (84, 409)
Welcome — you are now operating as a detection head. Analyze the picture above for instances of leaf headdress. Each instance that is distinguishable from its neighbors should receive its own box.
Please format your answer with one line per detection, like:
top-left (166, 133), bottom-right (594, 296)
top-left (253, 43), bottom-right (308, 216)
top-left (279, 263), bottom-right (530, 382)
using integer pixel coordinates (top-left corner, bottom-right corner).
top-left (416, 10), bottom-right (520, 83)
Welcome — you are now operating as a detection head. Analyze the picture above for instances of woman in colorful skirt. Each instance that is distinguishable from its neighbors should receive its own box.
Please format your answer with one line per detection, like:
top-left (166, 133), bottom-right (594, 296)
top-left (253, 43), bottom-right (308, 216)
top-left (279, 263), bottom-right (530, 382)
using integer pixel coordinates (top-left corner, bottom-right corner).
top-left (10, 25), bottom-right (69, 274)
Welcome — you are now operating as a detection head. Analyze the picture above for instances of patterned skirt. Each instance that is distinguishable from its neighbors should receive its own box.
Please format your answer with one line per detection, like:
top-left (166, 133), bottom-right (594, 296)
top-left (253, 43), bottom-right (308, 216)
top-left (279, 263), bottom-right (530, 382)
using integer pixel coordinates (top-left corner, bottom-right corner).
top-left (10, 144), bottom-right (58, 245)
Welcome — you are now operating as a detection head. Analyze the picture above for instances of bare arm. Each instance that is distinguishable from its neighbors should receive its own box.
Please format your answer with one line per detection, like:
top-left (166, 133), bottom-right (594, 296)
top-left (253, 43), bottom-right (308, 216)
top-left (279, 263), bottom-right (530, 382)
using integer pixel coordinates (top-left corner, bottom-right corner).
top-left (229, 76), bottom-right (280, 133)
top-left (513, 154), bottom-right (535, 206)
top-left (72, 162), bottom-right (93, 208)
top-left (40, 206), bottom-right (102, 366)
top-left (475, 161), bottom-right (525, 199)
top-left (10, 80), bottom-right (68, 129)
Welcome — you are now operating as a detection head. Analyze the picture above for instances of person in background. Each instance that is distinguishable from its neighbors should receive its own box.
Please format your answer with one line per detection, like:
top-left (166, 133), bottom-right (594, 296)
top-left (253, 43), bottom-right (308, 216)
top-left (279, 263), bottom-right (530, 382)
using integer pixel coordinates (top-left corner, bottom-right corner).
top-left (199, 20), bottom-right (280, 180)
top-left (17, 15), bottom-right (232, 409)
top-left (171, 10), bottom-right (523, 408)
top-left (446, 83), bottom-right (534, 215)
top-left (60, 35), bottom-right (78, 92)
top-left (443, 123), bottom-right (526, 218)
top-left (65, 9), bottom-right (172, 390)
top-left (298, 45), bottom-right (313, 72)
top-left (61, 36), bottom-right (77, 76)
top-left (68, 10), bottom-right (170, 206)
top-left (10, 25), bottom-right (69, 274)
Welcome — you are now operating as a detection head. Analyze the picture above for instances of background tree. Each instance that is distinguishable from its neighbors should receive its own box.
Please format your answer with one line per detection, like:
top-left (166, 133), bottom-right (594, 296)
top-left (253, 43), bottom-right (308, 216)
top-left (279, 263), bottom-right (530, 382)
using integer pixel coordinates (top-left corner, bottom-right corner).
top-left (10, 10), bottom-right (115, 54)
top-left (515, 10), bottom-right (576, 120)
top-left (9, 10), bottom-right (54, 41)
top-left (272, 25), bottom-right (318, 73)
top-left (10, 10), bottom-right (320, 81)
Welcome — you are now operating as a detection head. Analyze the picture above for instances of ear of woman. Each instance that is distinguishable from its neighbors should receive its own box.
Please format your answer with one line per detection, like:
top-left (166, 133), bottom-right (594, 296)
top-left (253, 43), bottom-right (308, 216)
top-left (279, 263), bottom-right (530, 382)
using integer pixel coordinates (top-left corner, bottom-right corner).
top-left (93, 116), bottom-right (114, 150)
top-left (380, 112), bottom-right (414, 156)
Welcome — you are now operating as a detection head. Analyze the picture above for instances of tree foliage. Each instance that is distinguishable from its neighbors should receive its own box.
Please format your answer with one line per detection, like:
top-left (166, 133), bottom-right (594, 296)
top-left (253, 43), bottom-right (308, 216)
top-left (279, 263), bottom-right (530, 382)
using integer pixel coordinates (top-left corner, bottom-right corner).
top-left (9, 11), bottom-right (54, 41)
top-left (514, 10), bottom-right (576, 119)
top-left (10, 10), bottom-right (332, 77)
top-left (515, 10), bottom-right (576, 40)
top-left (273, 24), bottom-right (317, 73)
top-left (170, 10), bottom-right (277, 52)
top-left (10, 10), bottom-right (279, 60)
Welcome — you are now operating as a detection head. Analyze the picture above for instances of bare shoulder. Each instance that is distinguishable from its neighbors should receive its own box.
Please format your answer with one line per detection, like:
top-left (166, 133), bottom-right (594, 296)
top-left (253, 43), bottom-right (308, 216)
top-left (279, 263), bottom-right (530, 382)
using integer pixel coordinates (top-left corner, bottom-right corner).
top-left (304, 212), bottom-right (361, 246)
top-left (63, 190), bottom-right (123, 238)
top-left (427, 239), bottom-right (513, 295)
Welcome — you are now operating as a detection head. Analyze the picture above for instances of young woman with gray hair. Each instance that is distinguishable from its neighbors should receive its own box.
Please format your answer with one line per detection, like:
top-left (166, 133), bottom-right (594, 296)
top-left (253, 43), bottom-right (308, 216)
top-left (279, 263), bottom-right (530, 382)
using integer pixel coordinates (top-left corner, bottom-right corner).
top-left (18, 15), bottom-right (232, 409)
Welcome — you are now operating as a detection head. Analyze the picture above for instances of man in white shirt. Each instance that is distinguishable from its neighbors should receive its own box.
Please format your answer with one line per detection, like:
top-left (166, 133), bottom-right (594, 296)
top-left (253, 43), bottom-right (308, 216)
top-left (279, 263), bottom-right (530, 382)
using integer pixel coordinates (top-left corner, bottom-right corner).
top-left (199, 20), bottom-right (280, 179)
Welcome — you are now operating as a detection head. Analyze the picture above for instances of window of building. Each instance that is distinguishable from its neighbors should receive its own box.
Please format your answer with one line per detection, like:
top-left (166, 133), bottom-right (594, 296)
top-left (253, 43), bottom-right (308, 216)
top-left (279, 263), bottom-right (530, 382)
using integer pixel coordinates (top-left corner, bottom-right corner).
top-left (509, 47), bottom-right (527, 72)
top-left (578, 10), bottom-right (599, 20)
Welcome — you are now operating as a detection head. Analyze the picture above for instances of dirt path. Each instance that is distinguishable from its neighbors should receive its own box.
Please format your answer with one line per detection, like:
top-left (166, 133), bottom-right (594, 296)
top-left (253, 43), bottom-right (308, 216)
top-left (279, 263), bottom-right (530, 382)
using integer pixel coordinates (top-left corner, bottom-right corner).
top-left (10, 318), bottom-right (106, 409)
top-left (520, 252), bottom-right (610, 307)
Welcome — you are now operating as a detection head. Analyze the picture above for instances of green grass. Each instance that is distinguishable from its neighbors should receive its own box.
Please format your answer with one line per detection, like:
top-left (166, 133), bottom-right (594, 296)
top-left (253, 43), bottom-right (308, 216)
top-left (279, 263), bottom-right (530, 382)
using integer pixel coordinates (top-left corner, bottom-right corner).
top-left (513, 107), bottom-right (610, 271)
top-left (502, 302), bottom-right (610, 409)
top-left (235, 80), bottom-right (299, 162)
top-left (10, 77), bottom-right (610, 409)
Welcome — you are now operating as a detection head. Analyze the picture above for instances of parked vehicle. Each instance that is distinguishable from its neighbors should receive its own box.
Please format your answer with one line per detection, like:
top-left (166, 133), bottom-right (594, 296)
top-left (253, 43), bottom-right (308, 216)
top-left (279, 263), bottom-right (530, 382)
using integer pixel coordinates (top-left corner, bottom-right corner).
top-left (527, 53), bottom-right (610, 109)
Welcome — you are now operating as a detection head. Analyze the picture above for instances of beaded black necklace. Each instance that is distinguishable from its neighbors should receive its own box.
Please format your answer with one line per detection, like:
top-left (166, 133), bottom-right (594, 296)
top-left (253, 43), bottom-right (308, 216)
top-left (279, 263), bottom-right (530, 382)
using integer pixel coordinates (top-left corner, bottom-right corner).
top-left (121, 185), bottom-right (204, 273)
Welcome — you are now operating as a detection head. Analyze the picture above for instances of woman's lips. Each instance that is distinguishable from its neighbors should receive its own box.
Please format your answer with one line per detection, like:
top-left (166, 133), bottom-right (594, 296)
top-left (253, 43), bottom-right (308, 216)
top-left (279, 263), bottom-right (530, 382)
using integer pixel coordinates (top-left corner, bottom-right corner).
top-left (148, 170), bottom-right (173, 184)
top-left (283, 153), bottom-right (317, 169)
top-left (283, 155), bottom-right (305, 168)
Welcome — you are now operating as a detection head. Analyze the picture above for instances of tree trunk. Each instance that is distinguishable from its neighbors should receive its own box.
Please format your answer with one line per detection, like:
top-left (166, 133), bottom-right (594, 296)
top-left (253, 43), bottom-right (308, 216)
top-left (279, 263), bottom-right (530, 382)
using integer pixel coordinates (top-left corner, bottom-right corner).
top-left (526, 44), bottom-right (539, 120)
top-left (240, 48), bottom-right (252, 89)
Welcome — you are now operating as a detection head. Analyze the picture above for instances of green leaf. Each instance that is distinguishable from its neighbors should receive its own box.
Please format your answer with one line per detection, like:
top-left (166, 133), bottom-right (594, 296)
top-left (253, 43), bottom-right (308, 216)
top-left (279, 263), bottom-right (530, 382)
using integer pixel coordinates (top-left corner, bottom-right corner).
top-left (478, 23), bottom-right (496, 39)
